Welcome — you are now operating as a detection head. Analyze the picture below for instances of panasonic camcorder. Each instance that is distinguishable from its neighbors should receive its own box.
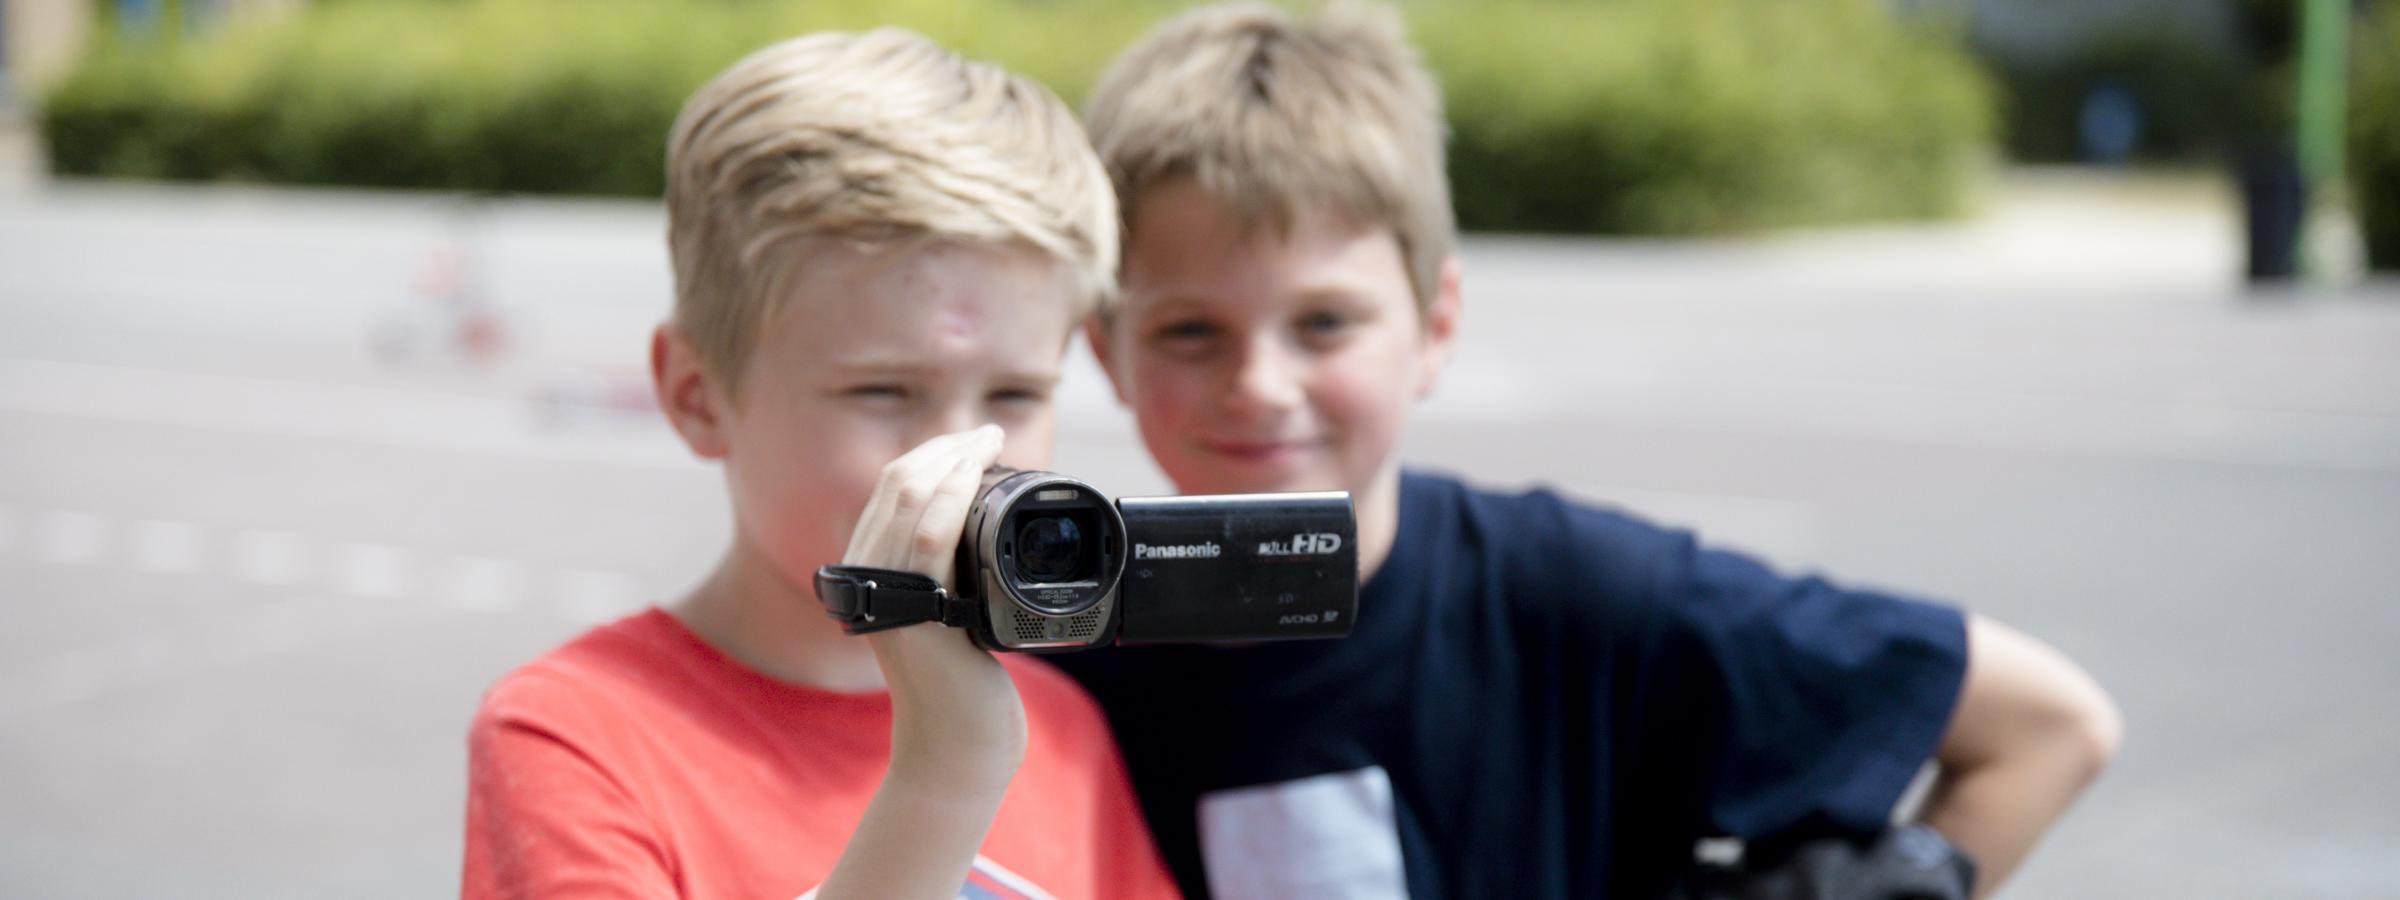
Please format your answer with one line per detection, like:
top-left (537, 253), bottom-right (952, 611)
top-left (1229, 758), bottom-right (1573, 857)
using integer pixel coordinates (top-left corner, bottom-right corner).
top-left (814, 467), bottom-right (1358, 653)
top-left (951, 468), bottom-right (1358, 651)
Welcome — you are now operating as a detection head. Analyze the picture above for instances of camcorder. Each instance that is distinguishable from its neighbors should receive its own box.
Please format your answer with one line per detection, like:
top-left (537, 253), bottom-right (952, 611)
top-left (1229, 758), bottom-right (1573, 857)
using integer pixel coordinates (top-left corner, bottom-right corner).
top-left (814, 468), bottom-right (1358, 653)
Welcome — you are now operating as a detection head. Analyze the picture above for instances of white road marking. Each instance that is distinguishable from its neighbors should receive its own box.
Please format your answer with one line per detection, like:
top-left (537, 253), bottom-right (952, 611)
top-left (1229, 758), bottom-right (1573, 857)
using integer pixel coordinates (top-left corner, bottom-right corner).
top-left (0, 594), bottom-right (441, 721)
top-left (129, 519), bottom-right (205, 575)
top-left (443, 556), bottom-right (524, 612)
top-left (1, 505), bottom-right (647, 627)
top-left (333, 541), bottom-right (410, 599)
top-left (37, 510), bottom-right (109, 566)
top-left (0, 357), bottom-right (694, 468)
top-left (232, 529), bottom-right (311, 586)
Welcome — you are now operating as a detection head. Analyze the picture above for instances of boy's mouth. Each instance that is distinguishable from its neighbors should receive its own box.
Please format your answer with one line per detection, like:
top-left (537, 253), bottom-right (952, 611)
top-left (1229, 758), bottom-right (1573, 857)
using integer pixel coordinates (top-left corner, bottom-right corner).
top-left (1198, 438), bottom-right (1319, 465)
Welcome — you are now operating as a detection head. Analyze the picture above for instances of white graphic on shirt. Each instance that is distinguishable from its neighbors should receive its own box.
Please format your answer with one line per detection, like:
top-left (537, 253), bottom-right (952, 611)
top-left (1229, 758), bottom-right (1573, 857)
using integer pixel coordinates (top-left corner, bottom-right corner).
top-left (794, 852), bottom-right (1058, 900)
top-left (1198, 766), bottom-right (1410, 900)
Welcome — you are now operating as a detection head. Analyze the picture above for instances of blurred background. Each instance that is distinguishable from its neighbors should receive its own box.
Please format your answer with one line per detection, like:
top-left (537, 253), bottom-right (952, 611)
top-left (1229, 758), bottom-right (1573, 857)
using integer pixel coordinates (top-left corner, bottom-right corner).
top-left (1, 0), bottom-right (2396, 897)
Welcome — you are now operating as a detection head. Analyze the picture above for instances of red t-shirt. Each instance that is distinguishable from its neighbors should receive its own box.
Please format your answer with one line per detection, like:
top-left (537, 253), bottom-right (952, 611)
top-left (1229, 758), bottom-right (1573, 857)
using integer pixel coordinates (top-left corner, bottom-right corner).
top-left (463, 608), bottom-right (1179, 900)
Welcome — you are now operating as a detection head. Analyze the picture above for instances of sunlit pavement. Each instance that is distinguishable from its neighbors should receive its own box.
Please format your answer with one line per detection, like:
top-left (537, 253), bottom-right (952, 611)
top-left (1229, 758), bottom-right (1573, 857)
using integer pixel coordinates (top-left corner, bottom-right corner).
top-left (3, 174), bottom-right (2397, 898)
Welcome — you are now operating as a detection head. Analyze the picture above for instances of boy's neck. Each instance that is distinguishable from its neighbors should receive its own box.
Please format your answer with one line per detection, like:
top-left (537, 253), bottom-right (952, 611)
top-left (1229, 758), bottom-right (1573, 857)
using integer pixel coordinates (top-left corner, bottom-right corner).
top-left (668, 537), bottom-right (887, 693)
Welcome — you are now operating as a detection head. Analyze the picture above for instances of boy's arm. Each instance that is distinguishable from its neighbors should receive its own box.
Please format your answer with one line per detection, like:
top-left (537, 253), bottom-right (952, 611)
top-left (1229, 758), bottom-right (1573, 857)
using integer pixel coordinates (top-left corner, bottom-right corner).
top-left (813, 425), bottom-right (1030, 900)
top-left (1922, 614), bottom-right (2123, 897)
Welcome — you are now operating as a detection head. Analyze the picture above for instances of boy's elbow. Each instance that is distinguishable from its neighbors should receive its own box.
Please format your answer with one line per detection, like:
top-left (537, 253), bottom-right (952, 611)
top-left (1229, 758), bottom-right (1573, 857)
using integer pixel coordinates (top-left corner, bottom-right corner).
top-left (2021, 651), bottom-right (2123, 787)
top-left (1952, 614), bottom-right (2123, 783)
top-left (2063, 681), bottom-right (2124, 784)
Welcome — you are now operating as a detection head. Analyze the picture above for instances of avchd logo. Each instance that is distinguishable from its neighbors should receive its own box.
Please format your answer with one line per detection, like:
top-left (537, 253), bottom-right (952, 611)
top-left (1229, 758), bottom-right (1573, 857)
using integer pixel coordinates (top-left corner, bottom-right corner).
top-left (1134, 541), bottom-right (1221, 560)
top-left (1258, 533), bottom-right (1343, 556)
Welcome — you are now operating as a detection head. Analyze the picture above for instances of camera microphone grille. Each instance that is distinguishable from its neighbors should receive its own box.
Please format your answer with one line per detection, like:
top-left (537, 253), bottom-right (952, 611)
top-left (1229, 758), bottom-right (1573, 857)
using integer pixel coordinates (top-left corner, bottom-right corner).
top-left (1009, 609), bottom-right (1049, 642)
top-left (999, 603), bottom-right (1111, 645)
top-left (1065, 604), bottom-right (1107, 639)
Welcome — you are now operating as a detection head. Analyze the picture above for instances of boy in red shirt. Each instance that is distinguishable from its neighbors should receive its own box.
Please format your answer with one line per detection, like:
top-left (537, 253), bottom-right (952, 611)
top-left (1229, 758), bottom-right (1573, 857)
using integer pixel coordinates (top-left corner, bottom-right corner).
top-left (462, 29), bottom-right (1178, 900)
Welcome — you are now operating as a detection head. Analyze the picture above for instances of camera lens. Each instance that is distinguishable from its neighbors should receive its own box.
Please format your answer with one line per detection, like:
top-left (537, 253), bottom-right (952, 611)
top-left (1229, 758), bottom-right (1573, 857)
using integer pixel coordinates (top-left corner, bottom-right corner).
top-left (1015, 515), bottom-right (1087, 583)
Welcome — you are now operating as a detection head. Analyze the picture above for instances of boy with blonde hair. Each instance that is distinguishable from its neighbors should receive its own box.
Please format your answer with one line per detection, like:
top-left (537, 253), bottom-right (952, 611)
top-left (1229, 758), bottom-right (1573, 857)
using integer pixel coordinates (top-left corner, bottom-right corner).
top-left (463, 29), bottom-right (1177, 899)
top-left (1056, 4), bottom-right (2122, 898)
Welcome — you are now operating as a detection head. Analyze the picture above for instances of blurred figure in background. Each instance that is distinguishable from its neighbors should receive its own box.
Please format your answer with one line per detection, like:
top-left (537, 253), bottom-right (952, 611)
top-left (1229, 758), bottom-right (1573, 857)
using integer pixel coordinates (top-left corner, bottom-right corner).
top-left (2231, 0), bottom-right (2307, 282)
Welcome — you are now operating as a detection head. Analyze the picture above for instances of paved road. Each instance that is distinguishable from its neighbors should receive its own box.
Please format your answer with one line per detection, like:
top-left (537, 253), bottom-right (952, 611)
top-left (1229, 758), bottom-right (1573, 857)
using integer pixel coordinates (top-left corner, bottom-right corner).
top-left (3, 176), bottom-right (2397, 898)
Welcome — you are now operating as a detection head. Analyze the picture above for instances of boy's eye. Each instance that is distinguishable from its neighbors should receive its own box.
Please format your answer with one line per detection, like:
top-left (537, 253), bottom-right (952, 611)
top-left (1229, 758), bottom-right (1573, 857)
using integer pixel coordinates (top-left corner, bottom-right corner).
top-left (1295, 310), bottom-right (1355, 347)
top-left (1149, 319), bottom-right (1223, 356)
top-left (988, 388), bottom-right (1046, 405)
top-left (846, 384), bottom-right (909, 402)
top-left (1156, 320), bottom-right (1218, 340)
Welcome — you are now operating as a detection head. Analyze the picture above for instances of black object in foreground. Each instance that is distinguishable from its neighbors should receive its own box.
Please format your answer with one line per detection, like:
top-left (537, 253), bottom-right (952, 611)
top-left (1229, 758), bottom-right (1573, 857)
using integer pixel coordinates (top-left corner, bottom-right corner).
top-left (1676, 824), bottom-right (1976, 900)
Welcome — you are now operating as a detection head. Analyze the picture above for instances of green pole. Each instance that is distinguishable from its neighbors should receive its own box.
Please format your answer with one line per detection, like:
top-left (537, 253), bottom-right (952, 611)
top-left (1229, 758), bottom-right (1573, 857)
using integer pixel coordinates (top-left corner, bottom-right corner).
top-left (2294, 0), bottom-right (2352, 277)
top-left (2294, 0), bottom-right (2349, 203)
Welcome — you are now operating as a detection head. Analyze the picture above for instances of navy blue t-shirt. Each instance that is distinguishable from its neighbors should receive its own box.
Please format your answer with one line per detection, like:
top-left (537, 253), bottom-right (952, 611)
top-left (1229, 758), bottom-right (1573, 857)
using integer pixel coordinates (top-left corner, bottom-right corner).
top-left (1053, 469), bottom-right (1967, 899)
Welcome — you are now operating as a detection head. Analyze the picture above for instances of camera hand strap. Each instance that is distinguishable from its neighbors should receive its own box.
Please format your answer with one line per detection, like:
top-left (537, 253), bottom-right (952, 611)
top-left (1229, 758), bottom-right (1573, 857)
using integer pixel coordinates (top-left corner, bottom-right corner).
top-left (812, 565), bottom-right (974, 636)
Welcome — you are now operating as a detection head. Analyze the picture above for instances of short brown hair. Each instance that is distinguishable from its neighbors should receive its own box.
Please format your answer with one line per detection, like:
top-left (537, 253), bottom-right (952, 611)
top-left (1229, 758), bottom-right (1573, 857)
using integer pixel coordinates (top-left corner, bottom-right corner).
top-left (1084, 1), bottom-right (1452, 309)
top-left (665, 29), bottom-right (1116, 387)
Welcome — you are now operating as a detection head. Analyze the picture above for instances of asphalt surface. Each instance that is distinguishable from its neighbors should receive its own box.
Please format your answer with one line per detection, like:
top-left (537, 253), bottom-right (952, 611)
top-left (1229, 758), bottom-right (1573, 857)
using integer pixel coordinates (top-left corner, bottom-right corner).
top-left (3, 175), bottom-right (2397, 898)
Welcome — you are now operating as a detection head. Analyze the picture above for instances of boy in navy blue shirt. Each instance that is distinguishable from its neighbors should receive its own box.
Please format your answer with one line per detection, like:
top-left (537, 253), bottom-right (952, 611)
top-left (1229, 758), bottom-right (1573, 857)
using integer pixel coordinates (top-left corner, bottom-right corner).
top-left (1055, 4), bottom-right (2123, 897)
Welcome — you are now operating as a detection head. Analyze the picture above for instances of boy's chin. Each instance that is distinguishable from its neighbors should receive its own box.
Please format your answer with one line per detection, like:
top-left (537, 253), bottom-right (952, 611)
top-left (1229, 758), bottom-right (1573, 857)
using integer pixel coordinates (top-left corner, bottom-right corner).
top-left (1175, 464), bottom-right (1348, 498)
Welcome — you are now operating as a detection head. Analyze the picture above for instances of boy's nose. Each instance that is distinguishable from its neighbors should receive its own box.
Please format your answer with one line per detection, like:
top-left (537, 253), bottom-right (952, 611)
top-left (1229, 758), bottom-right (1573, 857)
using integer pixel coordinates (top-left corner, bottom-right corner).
top-left (910, 405), bottom-right (987, 449)
top-left (1221, 338), bottom-right (1305, 419)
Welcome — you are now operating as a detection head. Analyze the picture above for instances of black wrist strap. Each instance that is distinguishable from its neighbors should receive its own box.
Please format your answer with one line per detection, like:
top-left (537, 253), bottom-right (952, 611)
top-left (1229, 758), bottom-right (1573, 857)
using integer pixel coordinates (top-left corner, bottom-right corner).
top-left (812, 565), bottom-right (972, 635)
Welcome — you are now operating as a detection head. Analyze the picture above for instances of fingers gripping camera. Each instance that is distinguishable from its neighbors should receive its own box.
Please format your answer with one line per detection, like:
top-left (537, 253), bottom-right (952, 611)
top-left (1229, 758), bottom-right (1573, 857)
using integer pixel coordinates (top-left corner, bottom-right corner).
top-left (814, 468), bottom-right (1359, 653)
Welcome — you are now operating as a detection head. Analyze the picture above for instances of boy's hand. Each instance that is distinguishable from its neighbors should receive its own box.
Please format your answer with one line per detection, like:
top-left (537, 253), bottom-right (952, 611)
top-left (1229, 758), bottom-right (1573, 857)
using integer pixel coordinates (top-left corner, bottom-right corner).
top-left (815, 426), bottom-right (1024, 899)
top-left (840, 424), bottom-right (1026, 790)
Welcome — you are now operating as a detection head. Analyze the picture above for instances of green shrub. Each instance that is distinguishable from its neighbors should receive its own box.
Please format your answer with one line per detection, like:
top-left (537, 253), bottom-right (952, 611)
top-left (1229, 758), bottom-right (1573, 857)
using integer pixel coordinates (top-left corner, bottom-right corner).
top-left (1429, 0), bottom-right (1991, 233)
top-left (40, 0), bottom-right (1995, 236)
top-left (43, 25), bottom-right (282, 180)
top-left (2355, 5), bottom-right (2400, 272)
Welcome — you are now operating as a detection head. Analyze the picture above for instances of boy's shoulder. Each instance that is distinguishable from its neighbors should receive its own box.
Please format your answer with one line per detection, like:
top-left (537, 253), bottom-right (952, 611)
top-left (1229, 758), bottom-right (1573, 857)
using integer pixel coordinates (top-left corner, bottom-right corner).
top-left (471, 609), bottom-right (676, 734)
top-left (1407, 468), bottom-right (1696, 597)
top-left (1404, 468), bottom-right (1949, 650)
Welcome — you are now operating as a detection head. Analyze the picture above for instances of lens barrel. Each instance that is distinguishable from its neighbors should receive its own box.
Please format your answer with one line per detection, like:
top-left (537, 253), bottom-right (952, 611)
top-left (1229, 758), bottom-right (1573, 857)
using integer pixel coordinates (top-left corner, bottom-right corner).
top-left (958, 470), bottom-right (1127, 648)
top-left (1014, 515), bottom-right (1089, 583)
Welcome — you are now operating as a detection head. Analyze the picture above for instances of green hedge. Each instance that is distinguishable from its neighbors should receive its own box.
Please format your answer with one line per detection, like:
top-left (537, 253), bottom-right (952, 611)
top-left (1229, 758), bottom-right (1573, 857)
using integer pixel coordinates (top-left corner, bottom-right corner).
top-left (2356, 5), bottom-right (2400, 272)
top-left (41, 0), bottom-right (1995, 236)
top-left (1426, 0), bottom-right (1991, 233)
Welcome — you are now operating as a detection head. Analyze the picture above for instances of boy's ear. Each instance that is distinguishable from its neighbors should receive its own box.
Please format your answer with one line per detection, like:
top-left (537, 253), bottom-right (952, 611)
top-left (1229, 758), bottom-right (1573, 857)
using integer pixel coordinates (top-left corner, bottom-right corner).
top-left (652, 324), bottom-right (732, 459)
top-left (1084, 314), bottom-right (1131, 406)
top-left (1415, 255), bottom-right (1464, 400)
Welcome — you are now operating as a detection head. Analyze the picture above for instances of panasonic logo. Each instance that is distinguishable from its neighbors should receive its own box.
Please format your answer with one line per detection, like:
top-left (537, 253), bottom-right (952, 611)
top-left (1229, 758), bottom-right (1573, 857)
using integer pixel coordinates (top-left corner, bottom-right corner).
top-left (1134, 542), bottom-right (1221, 560)
top-left (1258, 533), bottom-right (1344, 556)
